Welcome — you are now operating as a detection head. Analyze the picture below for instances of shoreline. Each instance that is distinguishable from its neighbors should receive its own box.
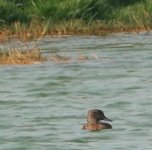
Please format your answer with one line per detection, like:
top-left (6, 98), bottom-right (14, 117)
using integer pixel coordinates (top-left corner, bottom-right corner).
top-left (0, 27), bottom-right (151, 42)
top-left (0, 20), bottom-right (151, 65)
top-left (0, 20), bottom-right (151, 42)
top-left (1, 0), bottom-right (152, 43)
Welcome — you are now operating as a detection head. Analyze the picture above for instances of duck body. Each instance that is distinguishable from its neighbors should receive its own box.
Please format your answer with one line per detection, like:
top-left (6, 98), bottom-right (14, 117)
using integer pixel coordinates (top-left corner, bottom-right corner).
top-left (82, 122), bottom-right (112, 131)
top-left (82, 109), bottom-right (112, 131)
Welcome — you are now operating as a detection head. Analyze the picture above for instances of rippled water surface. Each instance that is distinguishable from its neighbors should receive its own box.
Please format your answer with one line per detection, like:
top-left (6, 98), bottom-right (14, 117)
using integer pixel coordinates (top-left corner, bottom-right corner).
top-left (0, 33), bottom-right (152, 150)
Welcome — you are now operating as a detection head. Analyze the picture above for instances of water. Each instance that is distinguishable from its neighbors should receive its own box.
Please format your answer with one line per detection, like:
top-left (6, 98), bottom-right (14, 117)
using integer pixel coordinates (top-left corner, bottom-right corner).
top-left (0, 33), bottom-right (152, 150)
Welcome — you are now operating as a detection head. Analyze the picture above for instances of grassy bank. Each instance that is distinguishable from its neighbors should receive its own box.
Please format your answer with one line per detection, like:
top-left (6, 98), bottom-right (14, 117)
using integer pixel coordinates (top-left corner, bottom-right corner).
top-left (0, 0), bottom-right (152, 40)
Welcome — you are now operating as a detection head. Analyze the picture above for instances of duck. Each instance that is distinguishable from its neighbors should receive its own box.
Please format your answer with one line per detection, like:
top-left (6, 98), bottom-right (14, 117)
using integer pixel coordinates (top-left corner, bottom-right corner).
top-left (82, 109), bottom-right (112, 131)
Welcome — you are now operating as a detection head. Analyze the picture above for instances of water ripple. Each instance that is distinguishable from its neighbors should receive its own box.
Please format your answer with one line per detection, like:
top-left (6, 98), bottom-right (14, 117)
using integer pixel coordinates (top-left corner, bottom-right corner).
top-left (0, 34), bottom-right (152, 150)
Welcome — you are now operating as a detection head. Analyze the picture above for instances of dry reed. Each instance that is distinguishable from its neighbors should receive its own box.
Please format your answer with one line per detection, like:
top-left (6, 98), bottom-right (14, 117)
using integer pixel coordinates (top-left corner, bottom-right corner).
top-left (0, 48), bottom-right (46, 65)
top-left (49, 54), bottom-right (71, 64)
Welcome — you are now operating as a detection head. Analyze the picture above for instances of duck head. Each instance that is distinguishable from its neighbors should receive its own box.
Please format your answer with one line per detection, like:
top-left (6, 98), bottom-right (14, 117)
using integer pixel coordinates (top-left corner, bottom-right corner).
top-left (87, 109), bottom-right (112, 123)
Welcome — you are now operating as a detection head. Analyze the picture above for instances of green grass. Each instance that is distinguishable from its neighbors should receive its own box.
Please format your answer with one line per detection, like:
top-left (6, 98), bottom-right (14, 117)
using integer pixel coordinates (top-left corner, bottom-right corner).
top-left (0, 0), bottom-right (152, 34)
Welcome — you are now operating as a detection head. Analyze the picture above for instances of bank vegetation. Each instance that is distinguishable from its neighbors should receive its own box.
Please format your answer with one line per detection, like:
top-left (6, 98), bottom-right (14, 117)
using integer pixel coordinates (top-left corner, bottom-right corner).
top-left (0, 0), bottom-right (152, 41)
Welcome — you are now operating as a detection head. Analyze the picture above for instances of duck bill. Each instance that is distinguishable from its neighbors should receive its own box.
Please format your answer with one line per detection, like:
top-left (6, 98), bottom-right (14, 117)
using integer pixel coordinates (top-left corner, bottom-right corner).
top-left (104, 116), bottom-right (112, 122)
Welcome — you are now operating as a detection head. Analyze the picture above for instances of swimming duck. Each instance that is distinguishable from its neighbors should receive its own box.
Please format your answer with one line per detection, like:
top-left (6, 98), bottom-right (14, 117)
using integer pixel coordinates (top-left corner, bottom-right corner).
top-left (82, 109), bottom-right (112, 131)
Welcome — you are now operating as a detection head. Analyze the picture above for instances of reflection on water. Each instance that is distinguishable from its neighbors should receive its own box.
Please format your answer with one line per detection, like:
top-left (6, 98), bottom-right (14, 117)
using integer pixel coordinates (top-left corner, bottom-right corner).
top-left (0, 33), bottom-right (152, 150)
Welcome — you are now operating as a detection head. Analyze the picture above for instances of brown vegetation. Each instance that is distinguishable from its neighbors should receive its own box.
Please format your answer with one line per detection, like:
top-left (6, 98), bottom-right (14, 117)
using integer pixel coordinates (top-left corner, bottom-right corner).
top-left (0, 49), bottom-right (93, 65)
top-left (0, 48), bottom-right (46, 65)
top-left (0, 20), bottom-right (151, 42)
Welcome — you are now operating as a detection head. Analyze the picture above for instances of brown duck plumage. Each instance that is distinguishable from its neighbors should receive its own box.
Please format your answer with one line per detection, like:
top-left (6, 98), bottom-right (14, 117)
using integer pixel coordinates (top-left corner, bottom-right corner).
top-left (82, 109), bottom-right (112, 131)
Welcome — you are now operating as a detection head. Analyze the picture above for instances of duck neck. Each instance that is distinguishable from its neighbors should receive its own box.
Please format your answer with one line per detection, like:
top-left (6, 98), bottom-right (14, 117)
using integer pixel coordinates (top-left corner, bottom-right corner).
top-left (87, 119), bottom-right (98, 124)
